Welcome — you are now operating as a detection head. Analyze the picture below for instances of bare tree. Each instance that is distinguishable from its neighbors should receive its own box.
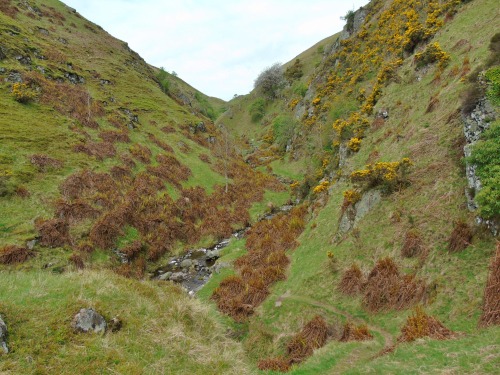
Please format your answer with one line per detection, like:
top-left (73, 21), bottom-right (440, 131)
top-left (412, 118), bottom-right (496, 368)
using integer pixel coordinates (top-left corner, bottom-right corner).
top-left (254, 62), bottom-right (285, 100)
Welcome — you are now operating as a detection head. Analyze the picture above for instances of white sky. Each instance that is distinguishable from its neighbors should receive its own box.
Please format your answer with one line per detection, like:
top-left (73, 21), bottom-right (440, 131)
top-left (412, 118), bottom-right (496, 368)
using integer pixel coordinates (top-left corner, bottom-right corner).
top-left (63, 0), bottom-right (369, 101)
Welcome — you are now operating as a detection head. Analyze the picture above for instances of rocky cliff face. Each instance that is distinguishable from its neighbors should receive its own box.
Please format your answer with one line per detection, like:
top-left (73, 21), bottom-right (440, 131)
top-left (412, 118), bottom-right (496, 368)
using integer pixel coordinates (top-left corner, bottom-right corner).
top-left (463, 98), bottom-right (499, 234)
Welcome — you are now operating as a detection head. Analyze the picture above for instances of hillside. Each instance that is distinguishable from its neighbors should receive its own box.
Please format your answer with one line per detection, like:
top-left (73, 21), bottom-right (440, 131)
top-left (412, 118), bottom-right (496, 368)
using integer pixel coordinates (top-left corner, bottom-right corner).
top-left (1, 0), bottom-right (499, 374)
top-left (0, 0), bottom-right (286, 373)
top-left (210, 0), bottom-right (500, 373)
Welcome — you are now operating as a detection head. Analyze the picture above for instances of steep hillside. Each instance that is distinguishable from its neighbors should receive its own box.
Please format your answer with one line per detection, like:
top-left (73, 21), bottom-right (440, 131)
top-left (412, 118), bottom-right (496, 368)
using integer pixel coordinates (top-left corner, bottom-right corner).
top-left (0, 1), bottom-right (286, 372)
top-left (1, 0), bottom-right (499, 373)
top-left (0, 0), bottom-right (288, 272)
top-left (208, 0), bottom-right (500, 373)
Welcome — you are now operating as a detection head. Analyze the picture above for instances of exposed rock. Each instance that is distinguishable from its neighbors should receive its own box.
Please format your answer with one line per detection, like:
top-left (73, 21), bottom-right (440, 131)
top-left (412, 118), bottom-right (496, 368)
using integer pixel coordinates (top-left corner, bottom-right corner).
top-left (37, 27), bottom-right (49, 35)
top-left (100, 79), bottom-right (111, 85)
top-left (196, 121), bottom-right (206, 132)
top-left (120, 108), bottom-right (139, 124)
top-left (180, 259), bottom-right (192, 269)
top-left (0, 315), bottom-right (8, 354)
top-left (6, 71), bottom-right (22, 83)
top-left (71, 308), bottom-right (107, 334)
top-left (205, 249), bottom-right (220, 261)
top-left (352, 8), bottom-right (368, 34)
top-left (15, 55), bottom-right (31, 65)
top-left (26, 238), bottom-right (37, 250)
top-left (170, 272), bottom-right (186, 282)
top-left (159, 271), bottom-right (172, 280)
top-left (338, 144), bottom-right (350, 168)
top-left (463, 99), bottom-right (495, 144)
top-left (462, 98), bottom-right (499, 235)
top-left (58, 37), bottom-right (68, 45)
top-left (377, 109), bottom-right (389, 119)
top-left (338, 190), bottom-right (382, 235)
top-left (65, 72), bottom-right (85, 84)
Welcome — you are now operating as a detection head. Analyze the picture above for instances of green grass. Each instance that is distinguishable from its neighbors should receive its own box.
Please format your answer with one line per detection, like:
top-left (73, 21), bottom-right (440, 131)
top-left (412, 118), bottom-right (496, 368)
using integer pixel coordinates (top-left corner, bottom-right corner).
top-left (204, 1), bottom-right (500, 373)
top-left (0, 270), bottom-right (253, 374)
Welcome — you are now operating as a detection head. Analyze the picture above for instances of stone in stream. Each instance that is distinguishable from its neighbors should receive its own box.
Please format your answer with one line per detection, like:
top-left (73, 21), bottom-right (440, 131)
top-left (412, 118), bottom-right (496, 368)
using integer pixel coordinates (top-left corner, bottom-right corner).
top-left (206, 249), bottom-right (221, 261)
top-left (180, 259), bottom-right (192, 269)
top-left (159, 271), bottom-right (172, 281)
top-left (170, 272), bottom-right (187, 282)
top-left (0, 315), bottom-right (8, 353)
top-left (71, 308), bottom-right (107, 334)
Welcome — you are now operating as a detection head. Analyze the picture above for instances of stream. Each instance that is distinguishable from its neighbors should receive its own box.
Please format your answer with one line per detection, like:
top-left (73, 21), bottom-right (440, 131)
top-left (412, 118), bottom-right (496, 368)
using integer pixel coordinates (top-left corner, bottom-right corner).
top-left (152, 204), bottom-right (293, 294)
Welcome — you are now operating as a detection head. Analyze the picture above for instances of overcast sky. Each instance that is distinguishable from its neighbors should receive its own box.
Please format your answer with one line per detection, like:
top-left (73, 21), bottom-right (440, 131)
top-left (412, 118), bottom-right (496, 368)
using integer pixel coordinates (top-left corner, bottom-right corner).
top-left (64, 0), bottom-right (369, 101)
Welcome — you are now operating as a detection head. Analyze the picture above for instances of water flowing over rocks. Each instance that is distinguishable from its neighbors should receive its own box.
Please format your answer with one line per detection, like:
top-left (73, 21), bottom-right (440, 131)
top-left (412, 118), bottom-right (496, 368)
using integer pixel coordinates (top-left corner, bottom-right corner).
top-left (154, 205), bottom-right (294, 293)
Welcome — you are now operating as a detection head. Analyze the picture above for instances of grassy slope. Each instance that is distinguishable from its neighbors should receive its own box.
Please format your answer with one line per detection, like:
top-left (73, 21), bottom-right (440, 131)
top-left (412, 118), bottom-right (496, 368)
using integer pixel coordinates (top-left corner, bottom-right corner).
top-left (0, 270), bottom-right (253, 374)
top-left (201, 0), bottom-right (499, 373)
top-left (0, 0), bottom-right (290, 262)
top-left (0, 0), bottom-right (223, 246)
top-left (0, 1), bottom-right (283, 373)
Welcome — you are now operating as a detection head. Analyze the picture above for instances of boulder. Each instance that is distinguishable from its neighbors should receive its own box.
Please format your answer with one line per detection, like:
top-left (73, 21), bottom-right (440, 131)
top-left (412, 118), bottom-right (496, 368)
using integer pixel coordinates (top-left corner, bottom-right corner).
top-left (159, 271), bottom-right (172, 281)
top-left (0, 315), bottom-right (8, 353)
top-left (180, 259), bottom-right (192, 269)
top-left (205, 249), bottom-right (221, 261)
top-left (170, 272), bottom-right (186, 282)
top-left (71, 308), bottom-right (107, 334)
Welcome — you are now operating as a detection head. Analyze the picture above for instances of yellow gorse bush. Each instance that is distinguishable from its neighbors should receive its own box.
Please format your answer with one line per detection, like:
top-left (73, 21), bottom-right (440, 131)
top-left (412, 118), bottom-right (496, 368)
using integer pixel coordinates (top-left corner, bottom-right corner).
top-left (313, 180), bottom-right (330, 194)
top-left (350, 158), bottom-right (413, 192)
top-left (348, 137), bottom-right (362, 152)
top-left (11, 82), bottom-right (37, 103)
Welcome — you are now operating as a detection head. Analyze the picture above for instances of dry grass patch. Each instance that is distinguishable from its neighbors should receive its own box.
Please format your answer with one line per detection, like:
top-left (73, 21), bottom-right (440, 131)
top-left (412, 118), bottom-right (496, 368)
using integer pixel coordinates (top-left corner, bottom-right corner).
top-left (338, 263), bottom-right (365, 295)
top-left (479, 242), bottom-right (500, 327)
top-left (398, 306), bottom-right (456, 343)
top-left (448, 220), bottom-right (473, 253)
top-left (340, 322), bottom-right (373, 342)
top-left (0, 245), bottom-right (34, 264)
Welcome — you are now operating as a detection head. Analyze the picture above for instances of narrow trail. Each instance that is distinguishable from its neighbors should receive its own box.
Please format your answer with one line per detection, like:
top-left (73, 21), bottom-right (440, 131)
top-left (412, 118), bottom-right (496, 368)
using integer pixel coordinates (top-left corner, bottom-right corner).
top-left (281, 293), bottom-right (395, 372)
top-left (286, 294), bottom-right (394, 348)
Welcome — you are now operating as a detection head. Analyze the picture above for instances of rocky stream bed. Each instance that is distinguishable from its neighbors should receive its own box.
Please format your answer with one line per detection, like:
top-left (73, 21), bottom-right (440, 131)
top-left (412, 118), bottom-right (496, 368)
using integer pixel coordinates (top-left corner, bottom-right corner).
top-left (151, 205), bottom-right (294, 294)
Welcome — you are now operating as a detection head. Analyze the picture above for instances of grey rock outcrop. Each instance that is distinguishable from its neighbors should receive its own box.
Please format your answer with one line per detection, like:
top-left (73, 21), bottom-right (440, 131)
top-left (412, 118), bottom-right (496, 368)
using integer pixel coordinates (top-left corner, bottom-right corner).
top-left (72, 308), bottom-right (107, 334)
top-left (338, 189), bottom-right (382, 235)
top-left (0, 315), bottom-right (8, 353)
top-left (462, 98), bottom-right (499, 235)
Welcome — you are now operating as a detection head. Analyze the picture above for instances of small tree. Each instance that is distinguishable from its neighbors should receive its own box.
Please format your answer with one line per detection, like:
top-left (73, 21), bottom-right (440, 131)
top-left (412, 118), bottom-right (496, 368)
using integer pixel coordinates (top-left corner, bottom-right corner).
top-left (254, 62), bottom-right (285, 100)
top-left (284, 59), bottom-right (303, 83)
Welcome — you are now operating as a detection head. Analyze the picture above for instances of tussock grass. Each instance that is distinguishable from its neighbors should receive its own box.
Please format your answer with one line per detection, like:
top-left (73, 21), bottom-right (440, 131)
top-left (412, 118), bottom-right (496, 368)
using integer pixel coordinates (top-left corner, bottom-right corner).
top-left (0, 270), bottom-right (252, 374)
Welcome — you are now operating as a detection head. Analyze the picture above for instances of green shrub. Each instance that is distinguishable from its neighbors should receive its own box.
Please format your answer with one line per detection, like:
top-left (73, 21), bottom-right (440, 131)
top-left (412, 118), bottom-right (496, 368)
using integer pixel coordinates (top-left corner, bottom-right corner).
top-left (468, 120), bottom-right (500, 219)
top-left (284, 59), bottom-right (303, 83)
top-left (292, 81), bottom-right (308, 98)
top-left (272, 115), bottom-right (297, 151)
top-left (341, 10), bottom-right (355, 33)
top-left (485, 66), bottom-right (500, 106)
top-left (157, 67), bottom-right (170, 94)
top-left (249, 98), bottom-right (266, 122)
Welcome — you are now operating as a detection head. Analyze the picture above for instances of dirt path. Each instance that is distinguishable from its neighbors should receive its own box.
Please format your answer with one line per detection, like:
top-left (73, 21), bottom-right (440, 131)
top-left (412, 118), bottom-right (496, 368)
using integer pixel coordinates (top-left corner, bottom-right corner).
top-left (279, 293), bottom-right (395, 372)
top-left (285, 294), bottom-right (394, 349)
